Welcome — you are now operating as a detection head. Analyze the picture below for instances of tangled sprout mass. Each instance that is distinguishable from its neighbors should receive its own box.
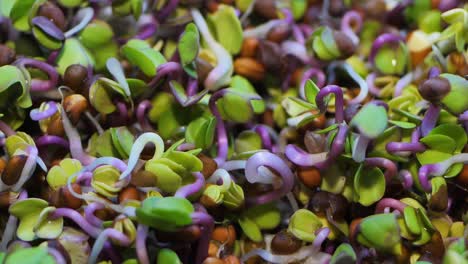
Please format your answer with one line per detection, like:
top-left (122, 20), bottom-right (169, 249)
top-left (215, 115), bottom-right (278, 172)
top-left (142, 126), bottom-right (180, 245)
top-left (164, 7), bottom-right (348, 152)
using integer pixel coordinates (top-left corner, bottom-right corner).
top-left (0, 0), bottom-right (467, 263)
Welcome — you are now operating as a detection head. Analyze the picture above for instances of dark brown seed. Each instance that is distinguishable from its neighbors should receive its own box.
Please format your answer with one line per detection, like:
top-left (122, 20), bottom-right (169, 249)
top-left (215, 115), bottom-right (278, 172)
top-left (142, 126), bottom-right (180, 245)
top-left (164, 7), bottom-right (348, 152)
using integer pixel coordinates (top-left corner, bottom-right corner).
top-left (362, 0), bottom-right (387, 19)
top-left (199, 154), bottom-right (217, 179)
top-left (0, 191), bottom-right (12, 208)
top-left (241, 38), bottom-right (259, 58)
top-left (429, 184), bottom-right (448, 212)
top-left (118, 186), bottom-right (140, 203)
top-left (233, 57), bottom-right (266, 81)
top-left (419, 231), bottom-right (445, 262)
top-left (63, 64), bottom-right (88, 93)
top-left (130, 170), bottom-right (156, 187)
top-left (349, 218), bottom-right (362, 243)
top-left (0, 45), bottom-right (15, 66)
top-left (242, 239), bottom-right (265, 264)
top-left (329, 0), bottom-right (346, 16)
top-left (271, 230), bottom-right (302, 255)
top-left (37, 2), bottom-right (67, 31)
top-left (2, 155), bottom-right (27, 185)
top-left (256, 41), bottom-right (282, 73)
top-left (309, 191), bottom-right (348, 220)
top-left (254, 0), bottom-right (278, 19)
top-left (63, 94), bottom-right (88, 125)
top-left (333, 31), bottom-right (356, 59)
top-left (47, 114), bottom-right (65, 137)
top-left (297, 167), bottom-right (321, 189)
top-left (49, 184), bottom-right (82, 209)
top-left (418, 77), bottom-right (451, 103)
top-left (266, 23), bottom-right (291, 43)
top-left (157, 225), bottom-right (202, 242)
top-left (456, 165), bottom-right (468, 186)
top-left (196, 57), bottom-right (215, 83)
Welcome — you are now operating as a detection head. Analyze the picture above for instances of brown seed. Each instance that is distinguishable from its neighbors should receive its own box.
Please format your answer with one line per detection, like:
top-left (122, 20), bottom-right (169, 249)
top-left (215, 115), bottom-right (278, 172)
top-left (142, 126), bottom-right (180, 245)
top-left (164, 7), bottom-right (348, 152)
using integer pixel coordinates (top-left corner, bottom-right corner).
top-left (208, 241), bottom-right (220, 257)
top-left (254, 0), bottom-right (278, 19)
top-left (63, 64), bottom-right (88, 93)
top-left (256, 41), bottom-right (282, 73)
top-left (212, 225), bottom-right (236, 247)
top-left (0, 45), bottom-right (15, 66)
top-left (329, 0), bottom-right (346, 16)
top-left (234, 58), bottom-right (265, 82)
top-left (242, 239), bottom-right (265, 264)
top-left (418, 77), bottom-right (451, 103)
top-left (456, 165), bottom-right (468, 186)
top-left (333, 31), bottom-right (356, 59)
top-left (118, 186), bottom-right (140, 203)
top-left (297, 167), bottom-right (321, 189)
top-left (200, 194), bottom-right (220, 209)
top-left (206, 0), bottom-right (219, 12)
top-left (157, 225), bottom-right (202, 242)
top-left (203, 257), bottom-right (224, 264)
top-left (2, 155), bottom-right (27, 185)
top-left (61, 183), bottom-right (82, 209)
top-left (271, 230), bottom-right (302, 255)
top-left (196, 57), bottom-right (215, 83)
top-left (199, 154), bottom-right (218, 179)
top-left (241, 38), bottom-right (259, 58)
top-left (223, 255), bottom-right (241, 264)
top-left (0, 191), bottom-right (12, 208)
top-left (266, 23), bottom-right (291, 43)
top-left (37, 2), bottom-right (67, 30)
top-left (429, 183), bottom-right (448, 212)
top-left (130, 170), bottom-right (157, 187)
top-left (447, 52), bottom-right (468, 76)
top-left (362, 0), bottom-right (387, 19)
top-left (349, 218), bottom-right (362, 242)
top-left (47, 114), bottom-right (65, 136)
top-left (63, 94), bottom-right (88, 125)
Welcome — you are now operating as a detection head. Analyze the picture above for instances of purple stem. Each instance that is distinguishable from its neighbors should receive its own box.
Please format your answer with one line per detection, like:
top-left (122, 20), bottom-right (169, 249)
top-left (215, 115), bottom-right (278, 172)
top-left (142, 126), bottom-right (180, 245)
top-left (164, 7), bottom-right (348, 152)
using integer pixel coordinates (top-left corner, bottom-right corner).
top-left (399, 170), bottom-right (413, 189)
top-left (438, 0), bottom-right (459, 11)
top-left (366, 73), bottom-right (382, 97)
top-left (284, 144), bottom-right (328, 169)
top-left (300, 68), bottom-right (326, 99)
top-left (385, 141), bottom-right (426, 154)
top-left (51, 208), bottom-right (102, 237)
top-left (30, 101), bottom-right (58, 121)
top-left (254, 125), bottom-right (273, 151)
top-left (420, 104), bottom-right (441, 136)
top-left (60, 106), bottom-right (95, 165)
top-left (292, 25), bottom-right (305, 44)
top-left (174, 172), bottom-right (205, 198)
top-left (340, 10), bottom-right (362, 45)
top-left (116, 101), bottom-right (128, 125)
top-left (329, 124), bottom-right (348, 159)
top-left (191, 212), bottom-right (214, 264)
top-left (209, 90), bottom-right (229, 165)
top-left (375, 198), bottom-right (407, 213)
top-left (299, 24), bottom-right (314, 38)
top-left (156, 0), bottom-right (179, 22)
top-left (245, 152), bottom-right (295, 206)
top-left (84, 202), bottom-right (105, 227)
top-left (15, 58), bottom-right (59, 92)
top-left (369, 33), bottom-right (403, 64)
top-left (89, 228), bottom-right (131, 264)
top-left (48, 247), bottom-right (66, 264)
top-left (364, 157), bottom-right (397, 182)
top-left (418, 164), bottom-right (436, 192)
top-left (313, 227), bottom-right (330, 249)
top-left (136, 224), bottom-right (150, 264)
top-left (147, 62), bottom-right (182, 88)
top-left (316, 85), bottom-right (344, 124)
top-left (137, 100), bottom-right (153, 131)
top-left (135, 22), bottom-right (158, 40)
top-left (0, 120), bottom-right (16, 136)
top-left (35, 135), bottom-right (69, 149)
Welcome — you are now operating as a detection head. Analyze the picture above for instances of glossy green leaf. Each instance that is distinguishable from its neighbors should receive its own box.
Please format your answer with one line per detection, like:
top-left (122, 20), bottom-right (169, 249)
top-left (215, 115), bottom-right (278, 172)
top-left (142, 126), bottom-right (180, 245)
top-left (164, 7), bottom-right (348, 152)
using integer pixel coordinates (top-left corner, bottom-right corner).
top-left (56, 38), bottom-right (95, 75)
top-left (403, 206), bottom-right (421, 236)
top-left (110, 126), bottom-right (135, 159)
top-left (35, 207), bottom-right (63, 239)
top-left (238, 216), bottom-right (262, 242)
top-left (46, 158), bottom-right (82, 190)
top-left (5, 132), bottom-right (35, 157)
top-left (235, 131), bottom-right (262, 154)
top-left (79, 20), bottom-right (114, 49)
top-left (244, 203), bottom-right (281, 230)
top-left (357, 213), bottom-right (401, 254)
top-left (420, 134), bottom-right (456, 153)
top-left (440, 74), bottom-right (468, 115)
top-left (136, 197), bottom-right (194, 231)
top-left (121, 39), bottom-right (167, 77)
top-left (0, 65), bottom-right (31, 109)
top-left (288, 209), bottom-right (322, 242)
top-left (218, 92), bottom-right (253, 122)
top-left (388, 120), bottom-right (416, 129)
top-left (354, 167), bottom-right (385, 206)
top-left (428, 123), bottom-right (467, 152)
top-left (57, 0), bottom-right (83, 8)
top-left (185, 116), bottom-right (216, 149)
top-left (5, 247), bottom-right (55, 264)
top-left (9, 0), bottom-right (36, 31)
top-left (178, 23), bottom-right (199, 66)
top-left (96, 130), bottom-right (119, 157)
top-left (89, 78), bottom-right (127, 114)
top-left (330, 243), bottom-right (357, 264)
top-left (304, 79), bottom-right (320, 105)
top-left (32, 26), bottom-right (63, 50)
top-left (208, 5), bottom-right (243, 55)
top-left (145, 161), bottom-right (181, 193)
top-left (351, 103), bottom-right (388, 138)
top-left (157, 249), bottom-right (182, 264)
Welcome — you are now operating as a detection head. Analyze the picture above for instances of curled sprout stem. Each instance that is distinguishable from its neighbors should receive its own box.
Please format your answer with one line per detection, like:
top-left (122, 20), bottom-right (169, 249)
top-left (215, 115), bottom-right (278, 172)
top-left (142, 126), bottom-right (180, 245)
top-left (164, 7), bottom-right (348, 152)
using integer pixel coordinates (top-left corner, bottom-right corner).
top-left (364, 157), bottom-right (398, 182)
top-left (119, 132), bottom-right (165, 181)
top-left (420, 104), bottom-right (441, 137)
top-left (284, 144), bottom-right (328, 168)
top-left (35, 135), bottom-right (69, 149)
top-left (15, 58), bottom-right (59, 92)
top-left (84, 202), bottom-right (105, 227)
top-left (369, 33), bottom-right (404, 64)
top-left (136, 100), bottom-right (153, 131)
top-left (399, 169), bottom-right (414, 189)
top-left (209, 90), bottom-right (230, 165)
top-left (342, 63), bottom-right (369, 104)
top-left (88, 228), bottom-right (131, 264)
top-left (394, 70), bottom-right (414, 96)
top-left (419, 153), bottom-right (468, 192)
top-left (11, 146), bottom-right (39, 192)
top-left (51, 208), bottom-right (102, 237)
top-left (191, 9), bottom-right (233, 91)
top-left (245, 152), bottom-right (295, 206)
top-left (340, 10), bottom-right (362, 45)
top-left (313, 227), bottom-right (330, 250)
top-left (299, 68), bottom-right (326, 100)
top-left (315, 85), bottom-right (344, 124)
top-left (207, 169), bottom-right (232, 192)
top-left (48, 247), bottom-right (66, 264)
top-left (174, 172), bottom-right (205, 198)
top-left (375, 198), bottom-right (407, 213)
top-left (386, 127), bottom-right (426, 155)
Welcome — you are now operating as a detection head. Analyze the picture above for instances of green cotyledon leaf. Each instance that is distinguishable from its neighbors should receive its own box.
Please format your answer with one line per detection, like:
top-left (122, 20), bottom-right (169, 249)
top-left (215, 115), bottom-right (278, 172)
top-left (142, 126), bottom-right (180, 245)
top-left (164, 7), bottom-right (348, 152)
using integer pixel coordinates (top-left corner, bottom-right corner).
top-left (208, 4), bottom-right (243, 55)
top-left (136, 197), bottom-right (194, 231)
top-left (121, 39), bottom-right (167, 77)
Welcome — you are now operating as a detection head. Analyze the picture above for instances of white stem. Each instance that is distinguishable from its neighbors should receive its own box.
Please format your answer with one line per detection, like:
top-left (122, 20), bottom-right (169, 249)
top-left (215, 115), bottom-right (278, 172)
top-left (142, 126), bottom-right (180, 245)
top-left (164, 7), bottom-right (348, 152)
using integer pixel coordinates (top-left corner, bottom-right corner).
top-left (64, 8), bottom-right (94, 38)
